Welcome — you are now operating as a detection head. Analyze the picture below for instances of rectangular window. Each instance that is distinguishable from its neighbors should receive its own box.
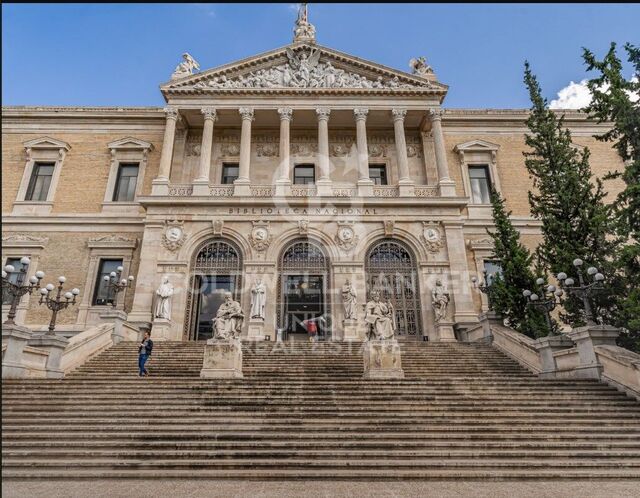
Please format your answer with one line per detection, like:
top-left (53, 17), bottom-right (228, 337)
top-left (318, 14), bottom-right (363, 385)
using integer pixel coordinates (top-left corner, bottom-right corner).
top-left (483, 260), bottom-right (503, 286)
top-left (368, 164), bottom-right (388, 185)
top-left (294, 164), bottom-right (315, 185)
top-left (112, 163), bottom-right (139, 202)
top-left (469, 165), bottom-right (492, 204)
top-left (25, 162), bottom-right (55, 201)
top-left (2, 257), bottom-right (25, 305)
top-left (92, 259), bottom-right (123, 306)
top-left (221, 163), bottom-right (239, 184)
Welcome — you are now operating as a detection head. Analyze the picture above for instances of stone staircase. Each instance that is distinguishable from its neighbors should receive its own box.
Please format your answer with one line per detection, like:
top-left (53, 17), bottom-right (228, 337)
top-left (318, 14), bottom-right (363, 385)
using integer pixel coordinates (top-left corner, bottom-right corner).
top-left (2, 340), bottom-right (640, 479)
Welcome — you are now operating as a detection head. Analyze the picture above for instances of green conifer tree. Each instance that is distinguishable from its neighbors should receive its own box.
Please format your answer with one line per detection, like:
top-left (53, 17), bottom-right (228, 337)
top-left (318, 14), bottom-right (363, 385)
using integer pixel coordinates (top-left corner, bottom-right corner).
top-left (522, 62), bottom-right (617, 326)
top-left (582, 43), bottom-right (640, 351)
top-left (486, 190), bottom-right (551, 338)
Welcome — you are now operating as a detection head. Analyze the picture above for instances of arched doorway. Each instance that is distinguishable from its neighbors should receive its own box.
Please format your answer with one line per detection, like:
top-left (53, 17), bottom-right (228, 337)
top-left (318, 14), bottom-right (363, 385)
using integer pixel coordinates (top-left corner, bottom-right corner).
top-left (277, 239), bottom-right (331, 339)
top-left (184, 239), bottom-right (243, 340)
top-left (365, 239), bottom-right (422, 337)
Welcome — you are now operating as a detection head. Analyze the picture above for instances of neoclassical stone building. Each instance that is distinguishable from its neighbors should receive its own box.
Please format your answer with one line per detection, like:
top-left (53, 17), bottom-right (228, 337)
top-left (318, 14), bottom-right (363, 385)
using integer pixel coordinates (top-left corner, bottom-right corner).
top-left (1, 11), bottom-right (624, 342)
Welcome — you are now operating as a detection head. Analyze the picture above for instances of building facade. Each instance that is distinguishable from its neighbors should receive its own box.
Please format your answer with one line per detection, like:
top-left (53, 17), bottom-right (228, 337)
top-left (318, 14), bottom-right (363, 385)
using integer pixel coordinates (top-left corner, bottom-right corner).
top-left (1, 12), bottom-right (624, 342)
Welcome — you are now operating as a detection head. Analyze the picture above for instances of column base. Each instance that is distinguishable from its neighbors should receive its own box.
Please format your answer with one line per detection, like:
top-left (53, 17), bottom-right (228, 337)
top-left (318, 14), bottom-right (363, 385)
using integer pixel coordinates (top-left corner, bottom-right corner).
top-left (398, 180), bottom-right (415, 197)
top-left (275, 179), bottom-right (292, 197)
top-left (192, 180), bottom-right (210, 196)
top-left (434, 321), bottom-right (457, 342)
top-left (316, 178), bottom-right (333, 197)
top-left (438, 179), bottom-right (457, 197)
top-left (246, 319), bottom-right (266, 341)
top-left (151, 178), bottom-right (169, 196)
top-left (233, 179), bottom-right (251, 197)
top-left (200, 338), bottom-right (243, 379)
top-left (357, 179), bottom-right (374, 197)
top-left (363, 339), bottom-right (404, 379)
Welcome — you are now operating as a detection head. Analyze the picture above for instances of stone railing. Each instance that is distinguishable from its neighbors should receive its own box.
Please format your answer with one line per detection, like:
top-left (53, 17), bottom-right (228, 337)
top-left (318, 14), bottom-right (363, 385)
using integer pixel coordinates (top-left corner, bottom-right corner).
top-left (332, 186), bottom-right (357, 198)
top-left (209, 185), bottom-right (234, 197)
top-left (250, 185), bottom-right (275, 197)
top-left (168, 184), bottom-right (193, 196)
top-left (460, 317), bottom-right (640, 401)
top-left (60, 323), bottom-right (115, 374)
top-left (415, 186), bottom-right (438, 197)
top-left (373, 186), bottom-right (400, 197)
top-left (291, 185), bottom-right (317, 197)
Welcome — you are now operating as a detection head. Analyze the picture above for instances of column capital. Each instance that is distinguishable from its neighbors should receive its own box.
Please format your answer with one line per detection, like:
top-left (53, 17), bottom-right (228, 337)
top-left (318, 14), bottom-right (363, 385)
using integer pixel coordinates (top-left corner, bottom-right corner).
top-left (163, 107), bottom-right (179, 121)
top-left (201, 107), bottom-right (217, 121)
top-left (391, 108), bottom-right (407, 122)
top-left (277, 107), bottom-right (293, 121)
top-left (428, 108), bottom-right (445, 121)
top-left (353, 108), bottom-right (369, 122)
top-left (239, 107), bottom-right (255, 121)
top-left (316, 107), bottom-right (331, 121)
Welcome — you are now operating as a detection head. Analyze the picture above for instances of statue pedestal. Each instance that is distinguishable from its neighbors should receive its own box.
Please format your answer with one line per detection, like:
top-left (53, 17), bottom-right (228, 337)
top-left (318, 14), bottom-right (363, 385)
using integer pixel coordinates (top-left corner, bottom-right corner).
top-left (342, 319), bottom-right (361, 342)
top-left (434, 321), bottom-right (457, 342)
top-left (246, 319), bottom-right (265, 341)
top-left (200, 338), bottom-right (243, 379)
top-left (363, 339), bottom-right (404, 379)
top-left (151, 318), bottom-right (174, 342)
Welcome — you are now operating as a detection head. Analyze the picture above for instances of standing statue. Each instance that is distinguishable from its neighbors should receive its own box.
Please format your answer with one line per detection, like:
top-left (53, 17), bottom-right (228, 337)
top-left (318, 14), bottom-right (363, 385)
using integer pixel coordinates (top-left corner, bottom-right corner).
top-left (171, 53), bottom-right (200, 80)
top-left (364, 290), bottom-right (396, 340)
top-left (431, 279), bottom-right (450, 323)
top-left (341, 279), bottom-right (357, 320)
top-left (250, 278), bottom-right (267, 320)
top-left (154, 276), bottom-right (174, 320)
top-left (212, 292), bottom-right (245, 340)
top-left (293, 3), bottom-right (316, 42)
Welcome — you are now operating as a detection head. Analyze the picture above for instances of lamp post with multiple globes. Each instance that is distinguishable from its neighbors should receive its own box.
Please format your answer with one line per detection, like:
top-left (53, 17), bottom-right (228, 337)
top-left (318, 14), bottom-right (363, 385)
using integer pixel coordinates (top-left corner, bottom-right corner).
top-left (38, 276), bottom-right (80, 334)
top-left (522, 277), bottom-right (563, 335)
top-left (555, 258), bottom-right (605, 326)
top-left (1, 257), bottom-right (45, 325)
top-left (103, 266), bottom-right (134, 308)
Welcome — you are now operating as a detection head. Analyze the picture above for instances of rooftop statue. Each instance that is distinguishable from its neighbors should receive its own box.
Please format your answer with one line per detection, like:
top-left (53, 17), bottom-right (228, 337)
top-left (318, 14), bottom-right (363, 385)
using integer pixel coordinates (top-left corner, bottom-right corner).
top-left (172, 53), bottom-right (200, 80)
top-left (409, 56), bottom-right (433, 77)
top-left (293, 3), bottom-right (316, 43)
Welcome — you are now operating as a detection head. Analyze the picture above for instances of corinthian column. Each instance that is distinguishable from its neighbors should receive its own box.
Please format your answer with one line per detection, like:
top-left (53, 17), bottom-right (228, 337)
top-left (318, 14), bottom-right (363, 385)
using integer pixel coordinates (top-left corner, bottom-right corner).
top-left (152, 107), bottom-right (179, 195)
top-left (315, 107), bottom-right (333, 196)
top-left (193, 107), bottom-right (217, 196)
top-left (429, 108), bottom-right (456, 196)
top-left (392, 108), bottom-right (414, 196)
top-left (354, 108), bottom-right (373, 197)
top-left (275, 107), bottom-right (293, 196)
top-left (234, 107), bottom-right (254, 197)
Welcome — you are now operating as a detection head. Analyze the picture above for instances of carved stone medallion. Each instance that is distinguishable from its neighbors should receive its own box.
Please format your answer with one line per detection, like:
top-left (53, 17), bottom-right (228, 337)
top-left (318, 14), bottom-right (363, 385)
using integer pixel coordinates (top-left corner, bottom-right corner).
top-left (250, 221), bottom-right (271, 252)
top-left (162, 220), bottom-right (186, 252)
top-left (297, 220), bottom-right (309, 235)
top-left (335, 221), bottom-right (359, 252)
top-left (212, 219), bottom-right (224, 235)
top-left (421, 222), bottom-right (444, 253)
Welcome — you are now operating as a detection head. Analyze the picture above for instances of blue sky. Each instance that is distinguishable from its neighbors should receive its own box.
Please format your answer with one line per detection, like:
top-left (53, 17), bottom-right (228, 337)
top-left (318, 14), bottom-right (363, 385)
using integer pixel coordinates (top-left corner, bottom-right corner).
top-left (2, 3), bottom-right (638, 108)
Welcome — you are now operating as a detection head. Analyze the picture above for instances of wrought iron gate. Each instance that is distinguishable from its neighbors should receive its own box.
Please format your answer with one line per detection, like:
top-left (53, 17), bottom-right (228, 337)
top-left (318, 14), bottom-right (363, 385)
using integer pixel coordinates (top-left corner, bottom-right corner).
top-left (365, 240), bottom-right (421, 336)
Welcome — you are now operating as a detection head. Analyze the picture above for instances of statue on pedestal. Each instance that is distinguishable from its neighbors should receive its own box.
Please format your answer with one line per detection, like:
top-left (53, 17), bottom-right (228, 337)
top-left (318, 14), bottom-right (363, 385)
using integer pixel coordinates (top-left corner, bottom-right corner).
top-left (212, 292), bottom-right (244, 340)
top-left (341, 279), bottom-right (357, 320)
top-left (153, 276), bottom-right (174, 320)
top-left (432, 279), bottom-right (450, 323)
top-left (171, 53), bottom-right (200, 80)
top-left (364, 290), bottom-right (396, 340)
top-left (250, 278), bottom-right (267, 320)
top-left (293, 3), bottom-right (316, 43)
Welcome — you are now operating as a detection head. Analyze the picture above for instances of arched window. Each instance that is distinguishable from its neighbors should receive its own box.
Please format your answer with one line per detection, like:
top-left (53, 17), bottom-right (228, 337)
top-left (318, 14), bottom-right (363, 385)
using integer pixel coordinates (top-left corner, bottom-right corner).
top-left (365, 239), bottom-right (421, 336)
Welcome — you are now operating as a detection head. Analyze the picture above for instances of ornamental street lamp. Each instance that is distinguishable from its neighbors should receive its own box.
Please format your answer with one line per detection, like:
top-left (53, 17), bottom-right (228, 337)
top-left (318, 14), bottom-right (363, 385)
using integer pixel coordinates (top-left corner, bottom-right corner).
top-left (38, 276), bottom-right (80, 334)
top-left (1, 257), bottom-right (45, 325)
top-left (471, 271), bottom-right (492, 309)
top-left (103, 266), bottom-right (134, 308)
top-left (556, 259), bottom-right (605, 326)
top-left (523, 277), bottom-right (563, 335)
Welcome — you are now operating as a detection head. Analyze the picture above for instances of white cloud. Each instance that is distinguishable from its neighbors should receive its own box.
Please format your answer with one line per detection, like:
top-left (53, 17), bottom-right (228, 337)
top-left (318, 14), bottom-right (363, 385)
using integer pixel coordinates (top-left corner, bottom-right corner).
top-left (550, 75), bottom-right (639, 109)
top-left (549, 79), bottom-right (592, 109)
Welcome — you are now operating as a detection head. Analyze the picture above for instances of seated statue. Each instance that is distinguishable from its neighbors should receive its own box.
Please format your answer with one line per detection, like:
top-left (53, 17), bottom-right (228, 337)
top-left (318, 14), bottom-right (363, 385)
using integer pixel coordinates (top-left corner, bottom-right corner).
top-left (211, 292), bottom-right (244, 340)
top-left (364, 290), bottom-right (396, 340)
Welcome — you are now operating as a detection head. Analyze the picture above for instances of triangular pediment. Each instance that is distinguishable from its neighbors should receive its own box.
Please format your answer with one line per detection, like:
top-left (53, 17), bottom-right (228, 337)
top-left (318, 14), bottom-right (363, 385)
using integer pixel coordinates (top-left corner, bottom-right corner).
top-left (23, 136), bottom-right (71, 151)
top-left (161, 43), bottom-right (448, 97)
top-left (454, 140), bottom-right (501, 153)
top-left (108, 137), bottom-right (153, 151)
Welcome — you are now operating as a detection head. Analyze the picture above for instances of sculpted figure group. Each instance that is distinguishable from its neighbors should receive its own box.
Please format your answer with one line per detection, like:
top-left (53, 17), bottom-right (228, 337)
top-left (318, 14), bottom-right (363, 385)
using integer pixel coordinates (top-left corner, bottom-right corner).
top-left (212, 292), bottom-right (245, 340)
